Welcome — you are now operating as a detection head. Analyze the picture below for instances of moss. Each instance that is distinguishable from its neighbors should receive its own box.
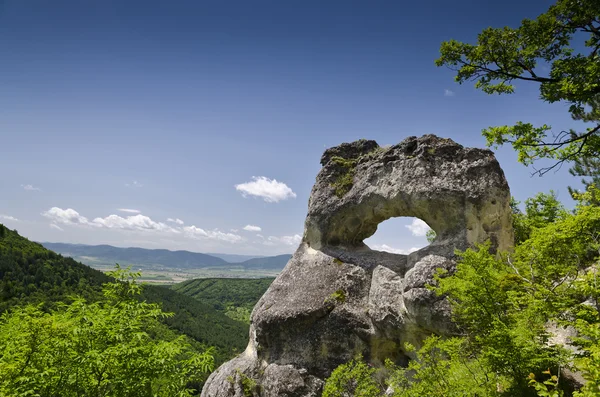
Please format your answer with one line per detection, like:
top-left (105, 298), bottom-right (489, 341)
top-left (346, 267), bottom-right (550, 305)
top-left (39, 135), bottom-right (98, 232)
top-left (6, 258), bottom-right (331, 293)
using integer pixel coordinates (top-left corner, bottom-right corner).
top-left (325, 289), bottom-right (346, 305)
top-left (329, 146), bottom-right (384, 198)
top-left (333, 258), bottom-right (344, 265)
top-left (330, 156), bottom-right (358, 198)
top-left (233, 370), bottom-right (257, 397)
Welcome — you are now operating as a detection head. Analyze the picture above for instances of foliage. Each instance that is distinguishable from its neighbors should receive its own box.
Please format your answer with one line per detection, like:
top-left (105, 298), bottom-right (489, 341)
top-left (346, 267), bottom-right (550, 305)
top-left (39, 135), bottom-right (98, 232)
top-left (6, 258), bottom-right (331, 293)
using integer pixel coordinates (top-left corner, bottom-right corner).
top-left (426, 228), bottom-right (437, 243)
top-left (324, 187), bottom-right (600, 396)
top-left (435, 244), bottom-right (566, 394)
top-left (0, 225), bottom-right (254, 366)
top-left (569, 157), bottom-right (600, 204)
top-left (225, 305), bottom-right (252, 324)
top-left (322, 356), bottom-right (382, 397)
top-left (510, 191), bottom-right (567, 244)
top-left (0, 226), bottom-right (111, 312)
top-left (436, 0), bottom-right (600, 174)
top-left (171, 277), bottom-right (273, 327)
top-left (140, 284), bottom-right (250, 365)
top-left (171, 278), bottom-right (273, 314)
top-left (387, 337), bottom-right (503, 397)
top-left (0, 266), bottom-right (214, 397)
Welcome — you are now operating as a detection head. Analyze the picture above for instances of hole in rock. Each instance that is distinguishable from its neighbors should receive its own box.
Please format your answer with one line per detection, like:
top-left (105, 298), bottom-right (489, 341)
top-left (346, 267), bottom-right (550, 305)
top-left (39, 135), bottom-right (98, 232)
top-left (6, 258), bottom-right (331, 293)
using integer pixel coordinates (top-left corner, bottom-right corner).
top-left (363, 217), bottom-right (433, 255)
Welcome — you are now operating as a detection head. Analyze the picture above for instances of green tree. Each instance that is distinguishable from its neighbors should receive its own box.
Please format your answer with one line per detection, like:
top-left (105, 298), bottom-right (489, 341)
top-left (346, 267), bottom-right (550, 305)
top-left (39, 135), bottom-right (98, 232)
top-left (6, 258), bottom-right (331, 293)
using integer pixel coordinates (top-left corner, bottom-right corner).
top-left (436, 0), bottom-right (600, 174)
top-left (323, 357), bottom-right (382, 397)
top-left (511, 191), bottom-right (567, 243)
top-left (568, 156), bottom-right (600, 204)
top-left (0, 266), bottom-right (214, 397)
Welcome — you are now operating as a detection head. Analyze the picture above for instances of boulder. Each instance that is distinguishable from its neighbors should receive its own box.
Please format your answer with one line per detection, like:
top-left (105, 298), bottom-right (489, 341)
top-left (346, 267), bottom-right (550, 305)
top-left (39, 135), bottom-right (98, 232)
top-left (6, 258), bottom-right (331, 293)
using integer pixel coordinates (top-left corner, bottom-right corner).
top-left (202, 135), bottom-right (513, 396)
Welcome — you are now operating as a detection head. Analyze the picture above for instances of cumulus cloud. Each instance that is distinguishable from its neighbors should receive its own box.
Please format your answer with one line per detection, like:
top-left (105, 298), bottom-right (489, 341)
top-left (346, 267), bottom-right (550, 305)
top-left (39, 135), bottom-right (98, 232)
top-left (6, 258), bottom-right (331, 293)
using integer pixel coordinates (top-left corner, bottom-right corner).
top-left (405, 219), bottom-right (430, 237)
top-left (264, 234), bottom-right (302, 246)
top-left (0, 214), bottom-right (19, 222)
top-left (125, 180), bottom-right (143, 188)
top-left (40, 206), bottom-right (251, 245)
top-left (243, 224), bottom-right (262, 232)
top-left (183, 226), bottom-right (243, 243)
top-left (49, 223), bottom-right (64, 232)
top-left (118, 208), bottom-right (141, 214)
top-left (42, 207), bottom-right (177, 233)
top-left (92, 214), bottom-right (177, 232)
top-left (371, 244), bottom-right (420, 255)
top-left (444, 89), bottom-right (455, 97)
top-left (22, 184), bottom-right (41, 191)
top-left (42, 207), bottom-right (90, 225)
top-left (235, 176), bottom-right (296, 203)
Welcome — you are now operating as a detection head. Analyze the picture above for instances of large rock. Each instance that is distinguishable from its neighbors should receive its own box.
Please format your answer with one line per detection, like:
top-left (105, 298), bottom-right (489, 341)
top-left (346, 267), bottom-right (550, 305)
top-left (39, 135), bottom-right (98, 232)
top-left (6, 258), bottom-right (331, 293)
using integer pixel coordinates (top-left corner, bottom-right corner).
top-left (202, 135), bottom-right (513, 396)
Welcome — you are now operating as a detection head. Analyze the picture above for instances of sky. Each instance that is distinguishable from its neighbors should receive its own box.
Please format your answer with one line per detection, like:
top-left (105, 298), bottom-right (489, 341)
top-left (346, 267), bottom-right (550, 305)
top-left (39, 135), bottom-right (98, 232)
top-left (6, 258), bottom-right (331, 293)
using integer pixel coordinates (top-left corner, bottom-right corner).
top-left (0, 0), bottom-right (580, 256)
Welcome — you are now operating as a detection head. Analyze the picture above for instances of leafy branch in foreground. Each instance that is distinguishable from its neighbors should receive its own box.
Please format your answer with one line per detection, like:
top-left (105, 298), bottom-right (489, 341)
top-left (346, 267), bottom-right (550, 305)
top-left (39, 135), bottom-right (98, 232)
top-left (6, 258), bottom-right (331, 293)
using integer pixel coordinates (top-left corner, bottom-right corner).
top-left (0, 266), bottom-right (214, 397)
top-left (436, 0), bottom-right (600, 175)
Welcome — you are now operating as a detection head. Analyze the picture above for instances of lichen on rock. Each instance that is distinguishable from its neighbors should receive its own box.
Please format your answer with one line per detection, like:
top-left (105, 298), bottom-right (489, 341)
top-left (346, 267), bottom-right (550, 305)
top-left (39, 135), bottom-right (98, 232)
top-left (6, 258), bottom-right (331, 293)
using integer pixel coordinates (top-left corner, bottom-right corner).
top-left (201, 134), bottom-right (513, 397)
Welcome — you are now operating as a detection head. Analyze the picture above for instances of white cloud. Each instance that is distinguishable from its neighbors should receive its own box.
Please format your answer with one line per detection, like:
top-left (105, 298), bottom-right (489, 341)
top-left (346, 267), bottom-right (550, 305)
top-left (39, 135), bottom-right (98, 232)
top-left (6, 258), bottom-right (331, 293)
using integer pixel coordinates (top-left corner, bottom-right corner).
top-left (42, 207), bottom-right (178, 234)
top-left (371, 244), bottom-right (420, 255)
top-left (22, 184), bottom-right (41, 191)
top-left (256, 234), bottom-right (264, 238)
top-left (49, 223), bottom-right (64, 232)
top-left (167, 218), bottom-right (185, 225)
top-left (264, 234), bottom-right (302, 246)
top-left (444, 89), bottom-right (455, 97)
top-left (243, 224), bottom-right (262, 232)
top-left (42, 207), bottom-right (90, 225)
top-left (235, 176), bottom-right (297, 203)
top-left (183, 226), bottom-right (243, 243)
top-left (92, 214), bottom-right (177, 233)
top-left (405, 219), bottom-right (430, 237)
top-left (0, 214), bottom-right (19, 222)
top-left (125, 180), bottom-right (143, 188)
top-left (118, 208), bottom-right (141, 214)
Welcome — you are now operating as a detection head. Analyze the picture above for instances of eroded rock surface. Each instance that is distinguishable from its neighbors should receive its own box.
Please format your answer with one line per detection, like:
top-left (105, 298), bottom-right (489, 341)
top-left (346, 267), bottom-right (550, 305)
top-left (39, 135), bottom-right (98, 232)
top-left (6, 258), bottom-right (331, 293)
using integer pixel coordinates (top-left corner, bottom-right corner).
top-left (202, 135), bottom-right (513, 397)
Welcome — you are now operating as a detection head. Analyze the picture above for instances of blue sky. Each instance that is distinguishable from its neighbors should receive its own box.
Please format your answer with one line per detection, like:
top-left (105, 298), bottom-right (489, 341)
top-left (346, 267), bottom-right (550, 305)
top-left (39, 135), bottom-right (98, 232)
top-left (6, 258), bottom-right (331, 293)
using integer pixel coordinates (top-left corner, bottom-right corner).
top-left (0, 0), bottom-right (578, 255)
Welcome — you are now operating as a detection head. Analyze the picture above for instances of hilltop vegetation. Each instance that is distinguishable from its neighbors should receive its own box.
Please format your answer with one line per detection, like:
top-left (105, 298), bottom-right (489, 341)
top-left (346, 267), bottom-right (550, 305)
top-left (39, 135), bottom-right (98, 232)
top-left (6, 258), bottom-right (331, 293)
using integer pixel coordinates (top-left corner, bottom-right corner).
top-left (0, 226), bottom-right (110, 312)
top-left (0, 266), bottom-right (214, 396)
top-left (0, 225), bottom-right (250, 364)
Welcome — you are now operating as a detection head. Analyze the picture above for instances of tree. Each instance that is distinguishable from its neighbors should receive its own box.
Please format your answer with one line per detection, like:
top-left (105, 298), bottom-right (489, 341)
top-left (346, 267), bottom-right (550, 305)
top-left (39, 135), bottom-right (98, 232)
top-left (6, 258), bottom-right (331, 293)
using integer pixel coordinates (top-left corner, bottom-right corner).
top-left (436, 0), bottom-right (600, 175)
top-left (568, 156), bottom-right (600, 204)
top-left (0, 266), bottom-right (214, 397)
top-left (511, 191), bottom-right (567, 244)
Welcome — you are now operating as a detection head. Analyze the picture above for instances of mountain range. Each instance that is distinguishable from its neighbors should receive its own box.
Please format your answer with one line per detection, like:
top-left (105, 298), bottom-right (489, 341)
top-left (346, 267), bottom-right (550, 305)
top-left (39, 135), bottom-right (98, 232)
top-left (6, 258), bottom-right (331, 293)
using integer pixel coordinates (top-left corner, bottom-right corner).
top-left (41, 242), bottom-right (292, 271)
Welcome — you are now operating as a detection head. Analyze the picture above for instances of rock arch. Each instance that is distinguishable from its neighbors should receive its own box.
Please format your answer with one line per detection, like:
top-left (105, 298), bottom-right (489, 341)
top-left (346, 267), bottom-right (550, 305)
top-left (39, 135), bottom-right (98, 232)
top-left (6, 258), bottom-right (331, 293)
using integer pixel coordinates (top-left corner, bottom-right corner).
top-left (202, 135), bottom-right (513, 397)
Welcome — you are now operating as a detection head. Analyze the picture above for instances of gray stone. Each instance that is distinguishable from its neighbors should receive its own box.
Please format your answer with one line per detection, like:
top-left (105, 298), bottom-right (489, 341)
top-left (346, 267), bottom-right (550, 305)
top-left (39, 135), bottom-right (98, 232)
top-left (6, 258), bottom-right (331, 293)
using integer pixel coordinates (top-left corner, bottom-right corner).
top-left (201, 135), bottom-right (513, 396)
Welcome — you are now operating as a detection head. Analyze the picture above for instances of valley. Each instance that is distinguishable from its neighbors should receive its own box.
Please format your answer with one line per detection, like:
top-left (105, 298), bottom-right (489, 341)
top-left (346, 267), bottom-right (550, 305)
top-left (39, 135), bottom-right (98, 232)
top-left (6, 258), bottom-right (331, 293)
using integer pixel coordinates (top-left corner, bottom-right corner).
top-left (41, 242), bottom-right (290, 283)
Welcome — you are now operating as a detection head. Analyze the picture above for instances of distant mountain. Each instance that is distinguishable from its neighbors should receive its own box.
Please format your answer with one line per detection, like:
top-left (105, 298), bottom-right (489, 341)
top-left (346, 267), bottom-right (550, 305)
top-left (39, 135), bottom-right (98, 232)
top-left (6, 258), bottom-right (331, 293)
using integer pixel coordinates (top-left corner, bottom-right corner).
top-left (206, 253), bottom-right (265, 263)
top-left (41, 242), bottom-right (291, 271)
top-left (239, 254), bottom-right (292, 270)
top-left (42, 243), bottom-right (228, 268)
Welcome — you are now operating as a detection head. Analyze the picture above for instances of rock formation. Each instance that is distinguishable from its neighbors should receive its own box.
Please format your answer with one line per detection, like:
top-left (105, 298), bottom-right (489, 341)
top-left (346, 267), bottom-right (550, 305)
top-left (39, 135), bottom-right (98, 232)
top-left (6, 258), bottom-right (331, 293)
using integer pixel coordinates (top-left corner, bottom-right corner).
top-left (202, 135), bottom-right (513, 397)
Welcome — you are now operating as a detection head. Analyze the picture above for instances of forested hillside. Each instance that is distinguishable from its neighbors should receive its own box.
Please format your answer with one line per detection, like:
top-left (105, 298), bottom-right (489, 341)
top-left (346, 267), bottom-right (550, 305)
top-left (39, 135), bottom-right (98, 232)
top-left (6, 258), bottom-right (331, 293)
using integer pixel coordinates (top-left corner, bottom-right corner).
top-left (0, 225), bottom-right (249, 363)
top-left (172, 278), bottom-right (274, 323)
top-left (0, 225), bottom-right (110, 312)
